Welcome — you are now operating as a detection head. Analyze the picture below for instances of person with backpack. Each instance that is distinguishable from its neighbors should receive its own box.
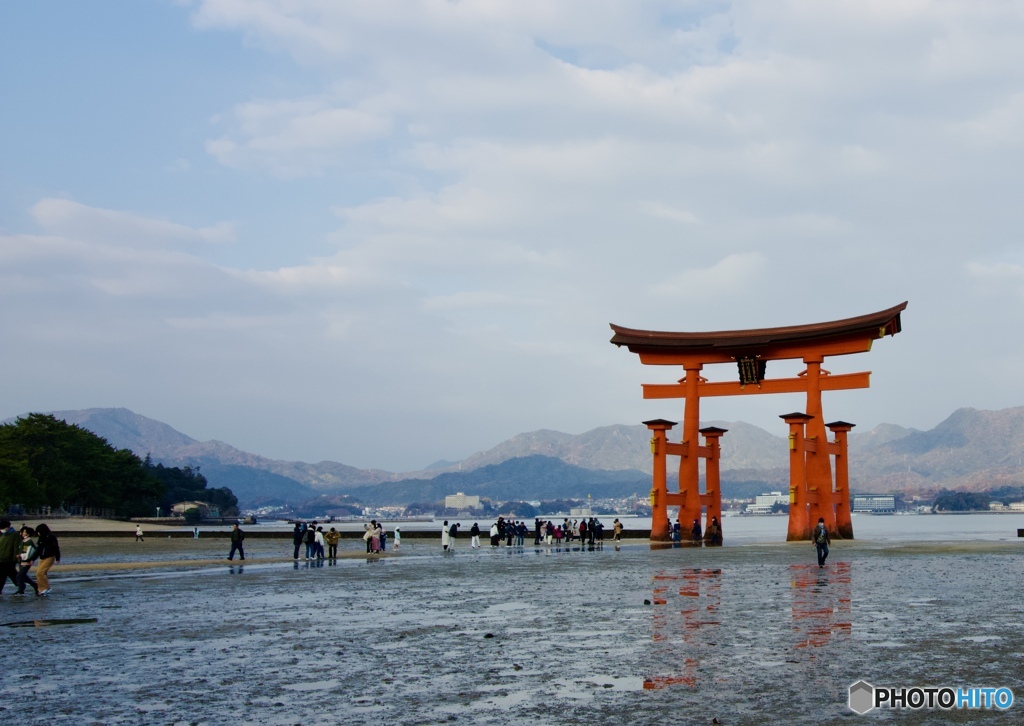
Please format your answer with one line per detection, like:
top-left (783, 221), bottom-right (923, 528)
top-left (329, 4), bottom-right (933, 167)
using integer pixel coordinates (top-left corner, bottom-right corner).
top-left (705, 516), bottom-right (722, 546)
top-left (813, 517), bottom-right (831, 568)
top-left (305, 523), bottom-right (318, 558)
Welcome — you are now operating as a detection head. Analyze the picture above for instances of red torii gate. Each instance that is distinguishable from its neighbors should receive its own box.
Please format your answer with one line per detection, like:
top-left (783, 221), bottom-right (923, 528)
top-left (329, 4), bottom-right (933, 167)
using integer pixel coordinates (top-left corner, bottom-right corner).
top-left (610, 302), bottom-right (906, 542)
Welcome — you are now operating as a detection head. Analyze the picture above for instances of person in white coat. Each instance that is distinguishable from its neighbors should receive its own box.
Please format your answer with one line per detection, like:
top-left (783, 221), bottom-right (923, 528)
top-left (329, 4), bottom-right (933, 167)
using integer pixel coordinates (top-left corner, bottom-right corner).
top-left (314, 526), bottom-right (326, 559)
top-left (441, 520), bottom-right (450, 551)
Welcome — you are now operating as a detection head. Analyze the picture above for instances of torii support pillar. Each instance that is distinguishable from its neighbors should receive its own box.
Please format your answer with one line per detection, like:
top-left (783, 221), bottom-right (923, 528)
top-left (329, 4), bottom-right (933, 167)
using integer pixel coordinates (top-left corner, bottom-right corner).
top-left (782, 413), bottom-right (813, 541)
top-left (783, 413), bottom-right (856, 541)
top-left (699, 426), bottom-right (727, 536)
top-left (827, 421), bottom-right (855, 539)
top-left (645, 419), bottom-right (677, 542)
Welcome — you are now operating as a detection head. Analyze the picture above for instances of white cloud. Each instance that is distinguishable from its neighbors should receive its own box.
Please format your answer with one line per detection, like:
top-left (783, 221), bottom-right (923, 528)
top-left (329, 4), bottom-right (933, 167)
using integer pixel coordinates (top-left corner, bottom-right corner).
top-left (7, 1), bottom-right (1024, 469)
top-left (638, 201), bottom-right (700, 225)
top-left (31, 198), bottom-right (234, 246)
top-left (648, 252), bottom-right (768, 301)
top-left (422, 291), bottom-right (535, 312)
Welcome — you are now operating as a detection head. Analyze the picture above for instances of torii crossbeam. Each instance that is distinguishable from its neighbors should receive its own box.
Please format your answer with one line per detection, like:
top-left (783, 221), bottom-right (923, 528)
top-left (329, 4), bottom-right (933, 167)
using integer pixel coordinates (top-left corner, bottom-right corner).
top-left (610, 302), bottom-right (907, 542)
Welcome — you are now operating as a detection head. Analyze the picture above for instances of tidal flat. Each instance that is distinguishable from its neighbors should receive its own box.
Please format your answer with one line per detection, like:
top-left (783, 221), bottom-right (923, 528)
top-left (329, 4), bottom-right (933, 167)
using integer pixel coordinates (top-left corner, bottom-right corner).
top-left (2, 536), bottom-right (1023, 725)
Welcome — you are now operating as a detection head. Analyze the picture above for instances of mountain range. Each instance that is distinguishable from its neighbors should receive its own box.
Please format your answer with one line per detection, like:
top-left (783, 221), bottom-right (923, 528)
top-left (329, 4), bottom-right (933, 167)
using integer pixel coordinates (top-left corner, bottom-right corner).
top-left (7, 406), bottom-right (1024, 509)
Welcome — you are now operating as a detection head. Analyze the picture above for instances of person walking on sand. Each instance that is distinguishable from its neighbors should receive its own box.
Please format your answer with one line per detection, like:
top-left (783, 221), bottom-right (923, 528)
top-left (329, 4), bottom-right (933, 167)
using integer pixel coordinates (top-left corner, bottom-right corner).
top-left (135, 525), bottom-right (144, 542)
top-left (448, 522), bottom-right (459, 551)
top-left (193, 527), bottom-right (199, 540)
top-left (33, 523), bottom-right (60, 596)
top-left (470, 523), bottom-right (480, 549)
top-left (442, 520), bottom-right (450, 551)
top-left (613, 519), bottom-right (623, 542)
top-left (0, 519), bottom-right (21, 594)
top-left (690, 518), bottom-right (703, 547)
top-left (227, 523), bottom-right (245, 561)
top-left (393, 527), bottom-right (401, 550)
top-left (813, 517), bottom-right (831, 568)
top-left (15, 526), bottom-right (39, 596)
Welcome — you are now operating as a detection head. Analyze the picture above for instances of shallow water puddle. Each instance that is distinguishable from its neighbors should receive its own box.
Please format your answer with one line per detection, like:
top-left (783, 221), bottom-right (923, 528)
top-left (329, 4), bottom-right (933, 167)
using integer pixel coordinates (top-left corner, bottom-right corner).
top-left (1, 617), bottom-right (98, 628)
top-left (282, 679), bottom-right (339, 691)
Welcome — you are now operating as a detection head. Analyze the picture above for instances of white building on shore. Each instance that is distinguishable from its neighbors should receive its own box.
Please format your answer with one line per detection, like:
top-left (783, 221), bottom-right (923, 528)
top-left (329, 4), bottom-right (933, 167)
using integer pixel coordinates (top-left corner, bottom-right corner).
top-left (747, 491), bottom-right (788, 515)
top-left (444, 492), bottom-right (481, 510)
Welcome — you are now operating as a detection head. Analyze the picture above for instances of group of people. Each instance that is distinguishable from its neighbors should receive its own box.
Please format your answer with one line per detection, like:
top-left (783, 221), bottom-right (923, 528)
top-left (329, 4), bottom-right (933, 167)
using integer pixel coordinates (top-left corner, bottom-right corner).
top-left (291, 521), bottom-right (357, 559)
top-left (667, 515), bottom-right (724, 546)
top-left (361, 520), bottom-right (396, 554)
top-left (440, 517), bottom-right (625, 550)
top-left (0, 518), bottom-right (61, 597)
top-left (290, 520), bottom-right (409, 558)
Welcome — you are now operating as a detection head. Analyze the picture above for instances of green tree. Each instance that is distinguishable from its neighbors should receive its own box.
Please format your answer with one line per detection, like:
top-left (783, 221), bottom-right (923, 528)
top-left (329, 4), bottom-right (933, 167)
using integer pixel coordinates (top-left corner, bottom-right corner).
top-left (932, 489), bottom-right (991, 512)
top-left (0, 413), bottom-right (163, 517)
top-left (183, 507), bottom-right (203, 525)
top-left (146, 462), bottom-right (238, 516)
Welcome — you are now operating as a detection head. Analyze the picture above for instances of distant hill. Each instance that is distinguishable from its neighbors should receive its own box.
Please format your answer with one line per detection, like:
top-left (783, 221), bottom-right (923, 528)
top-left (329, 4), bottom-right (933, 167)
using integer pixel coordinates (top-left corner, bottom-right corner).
top-left (451, 421), bottom-right (788, 473)
top-left (8, 405), bottom-right (1024, 508)
top-left (344, 455), bottom-right (650, 505)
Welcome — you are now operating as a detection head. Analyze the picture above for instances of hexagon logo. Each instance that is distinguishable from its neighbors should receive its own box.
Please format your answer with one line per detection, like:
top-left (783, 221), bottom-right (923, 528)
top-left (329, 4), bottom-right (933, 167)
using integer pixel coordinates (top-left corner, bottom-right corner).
top-left (849, 680), bottom-right (875, 715)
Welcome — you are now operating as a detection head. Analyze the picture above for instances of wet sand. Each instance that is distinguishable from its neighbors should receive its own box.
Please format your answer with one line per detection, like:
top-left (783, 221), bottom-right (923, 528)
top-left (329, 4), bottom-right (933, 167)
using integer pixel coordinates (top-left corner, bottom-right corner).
top-left (8, 517), bottom-right (179, 532)
top-left (4, 534), bottom-right (1023, 724)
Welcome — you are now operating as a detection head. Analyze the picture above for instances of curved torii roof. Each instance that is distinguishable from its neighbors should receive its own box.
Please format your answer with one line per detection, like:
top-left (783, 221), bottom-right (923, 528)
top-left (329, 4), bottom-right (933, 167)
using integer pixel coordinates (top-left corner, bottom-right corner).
top-left (610, 301), bottom-right (907, 362)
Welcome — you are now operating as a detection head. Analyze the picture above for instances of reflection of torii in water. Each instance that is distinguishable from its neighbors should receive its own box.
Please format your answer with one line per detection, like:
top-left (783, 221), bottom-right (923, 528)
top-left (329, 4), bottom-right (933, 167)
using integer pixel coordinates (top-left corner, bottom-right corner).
top-left (610, 302), bottom-right (907, 542)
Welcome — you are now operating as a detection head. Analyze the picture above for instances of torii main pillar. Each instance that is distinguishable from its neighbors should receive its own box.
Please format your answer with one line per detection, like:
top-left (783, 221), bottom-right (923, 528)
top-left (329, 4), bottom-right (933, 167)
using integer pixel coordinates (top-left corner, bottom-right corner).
top-left (611, 302), bottom-right (906, 542)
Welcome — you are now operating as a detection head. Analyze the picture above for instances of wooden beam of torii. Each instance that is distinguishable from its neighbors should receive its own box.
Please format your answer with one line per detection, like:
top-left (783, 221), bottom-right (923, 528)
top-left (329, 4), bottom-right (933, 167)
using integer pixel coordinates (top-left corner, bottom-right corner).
top-left (610, 301), bottom-right (907, 543)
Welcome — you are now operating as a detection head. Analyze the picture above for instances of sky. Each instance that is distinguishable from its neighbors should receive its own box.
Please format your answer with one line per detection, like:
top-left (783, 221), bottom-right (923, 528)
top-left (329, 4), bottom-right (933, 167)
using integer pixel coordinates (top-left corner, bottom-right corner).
top-left (2, 1), bottom-right (1024, 472)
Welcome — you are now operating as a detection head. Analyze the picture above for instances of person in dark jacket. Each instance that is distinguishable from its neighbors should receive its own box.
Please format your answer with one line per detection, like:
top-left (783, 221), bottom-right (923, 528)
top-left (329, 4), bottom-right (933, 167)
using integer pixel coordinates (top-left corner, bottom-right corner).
top-left (305, 523), bottom-right (317, 559)
top-left (705, 516), bottom-right (722, 546)
top-left (292, 523), bottom-right (303, 560)
top-left (33, 523), bottom-right (60, 596)
top-left (227, 523), bottom-right (245, 561)
top-left (0, 519), bottom-right (20, 594)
